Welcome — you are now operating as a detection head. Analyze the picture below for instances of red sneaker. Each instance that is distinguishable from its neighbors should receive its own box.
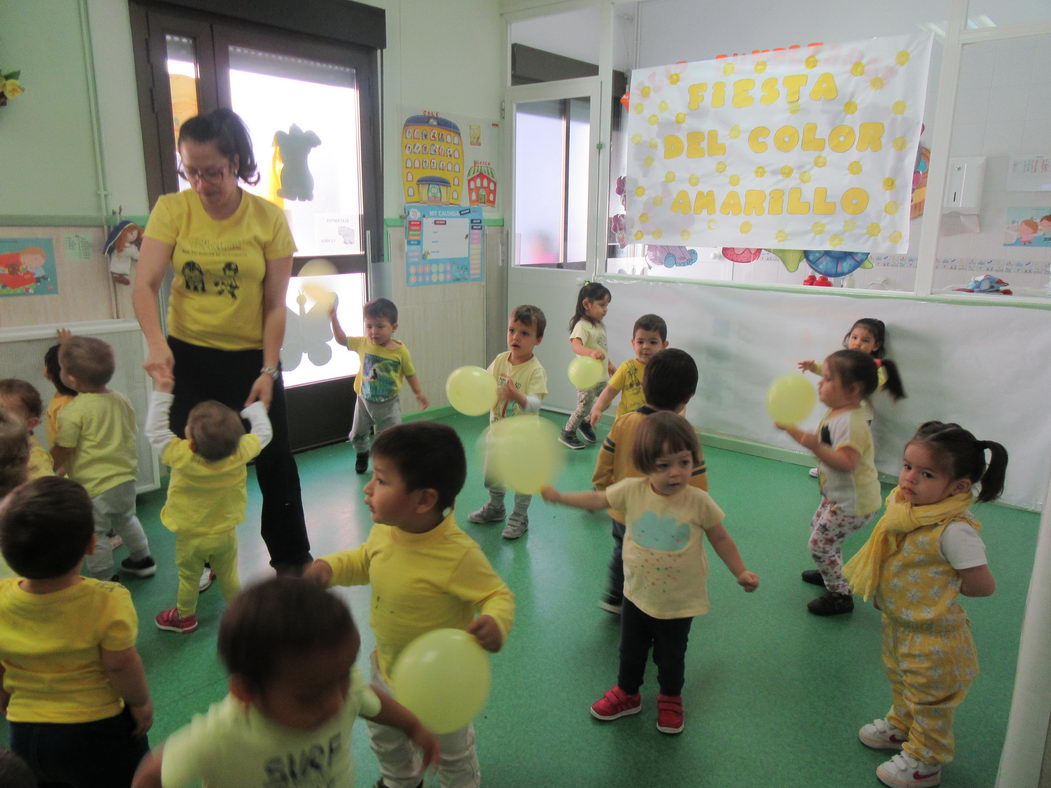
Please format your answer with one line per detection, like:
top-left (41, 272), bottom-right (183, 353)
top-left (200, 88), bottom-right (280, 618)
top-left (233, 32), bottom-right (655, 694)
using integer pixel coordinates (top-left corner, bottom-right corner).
top-left (656, 693), bottom-right (684, 734)
top-left (590, 686), bottom-right (642, 721)
top-left (155, 608), bottom-right (198, 634)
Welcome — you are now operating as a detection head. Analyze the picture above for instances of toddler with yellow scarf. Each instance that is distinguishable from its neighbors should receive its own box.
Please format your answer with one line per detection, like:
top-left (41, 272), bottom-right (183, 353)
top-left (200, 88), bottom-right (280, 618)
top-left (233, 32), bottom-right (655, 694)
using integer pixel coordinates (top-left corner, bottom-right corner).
top-left (843, 421), bottom-right (1008, 788)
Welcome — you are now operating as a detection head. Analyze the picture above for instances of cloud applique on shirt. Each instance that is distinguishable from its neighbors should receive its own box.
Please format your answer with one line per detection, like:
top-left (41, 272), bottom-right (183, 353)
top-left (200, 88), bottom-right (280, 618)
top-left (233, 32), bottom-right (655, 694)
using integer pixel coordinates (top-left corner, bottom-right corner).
top-left (632, 511), bottom-right (691, 552)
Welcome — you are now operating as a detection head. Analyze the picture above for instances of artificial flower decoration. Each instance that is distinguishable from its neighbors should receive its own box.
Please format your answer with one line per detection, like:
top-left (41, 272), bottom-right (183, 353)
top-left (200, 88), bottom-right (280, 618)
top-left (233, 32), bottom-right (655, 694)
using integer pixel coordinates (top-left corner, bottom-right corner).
top-left (1, 69), bottom-right (24, 107)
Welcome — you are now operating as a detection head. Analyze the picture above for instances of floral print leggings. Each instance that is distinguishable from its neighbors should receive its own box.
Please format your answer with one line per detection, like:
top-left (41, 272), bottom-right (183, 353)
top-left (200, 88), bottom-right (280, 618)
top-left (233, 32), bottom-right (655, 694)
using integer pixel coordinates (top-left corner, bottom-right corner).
top-left (809, 497), bottom-right (875, 594)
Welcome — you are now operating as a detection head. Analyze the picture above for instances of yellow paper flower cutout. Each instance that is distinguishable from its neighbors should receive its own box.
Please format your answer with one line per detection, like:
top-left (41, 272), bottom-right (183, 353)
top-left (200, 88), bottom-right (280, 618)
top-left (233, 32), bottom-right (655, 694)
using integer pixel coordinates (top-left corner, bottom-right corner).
top-left (755, 61), bottom-right (768, 74)
top-left (648, 139), bottom-right (659, 150)
top-left (829, 234), bottom-right (844, 247)
top-left (844, 101), bottom-right (858, 115)
top-left (716, 161), bottom-right (728, 173)
top-left (688, 173), bottom-right (700, 186)
top-left (631, 133), bottom-right (643, 145)
top-left (755, 166), bottom-right (766, 178)
top-left (729, 124), bottom-right (742, 139)
top-left (729, 174), bottom-right (741, 186)
top-left (648, 114), bottom-right (659, 125)
top-left (653, 195), bottom-right (665, 207)
top-left (884, 201), bottom-right (899, 215)
top-left (843, 219), bottom-right (857, 233)
top-left (634, 103), bottom-right (645, 114)
top-left (813, 155), bottom-right (828, 168)
top-left (635, 186), bottom-right (646, 197)
top-left (634, 230), bottom-right (644, 240)
top-left (641, 86), bottom-right (652, 98)
top-left (775, 229), bottom-right (789, 243)
top-left (893, 136), bottom-right (908, 151)
top-left (669, 73), bottom-right (681, 85)
top-left (866, 223), bottom-right (881, 237)
top-left (652, 229), bottom-right (664, 240)
top-left (892, 100), bottom-right (907, 115)
top-left (781, 165), bottom-right (794, 178)
top-left (643, 156), bottom-right (654, 167)
top-left (805, 55), bottom-right (818, 69)
top-left (675, 112), bottom-right (687, 125)
top-left (799, 171), bottom-right (812, 184)
top-left (665, 171), bottom-right (676, 183)
top-left (788, 101), bottom-right (801, 115)
top-left (869, 77), bottom-right (885, 91)
top-left (883, 177), bottom-right (896, 191)
top-left (848, 161), bottom-right (863, 175)
top-left (812, 222), bottom-right (826, 235)
top-left (851, 62), bottom-right (865, 76)
top-left (888, 230), bottom-right (903, 243)
top-left (659, 100), bottom-right (669, 112)
top-left (680, 230), bottom-right (691, 241)
top-left (740, 221), bottom-right (752, 234)
top-left (639, 213), bottom-right (650, 224)
top-left (723, 62), bottom-right (735, 76)
top-left (895, 50), bottom-right (910, 66)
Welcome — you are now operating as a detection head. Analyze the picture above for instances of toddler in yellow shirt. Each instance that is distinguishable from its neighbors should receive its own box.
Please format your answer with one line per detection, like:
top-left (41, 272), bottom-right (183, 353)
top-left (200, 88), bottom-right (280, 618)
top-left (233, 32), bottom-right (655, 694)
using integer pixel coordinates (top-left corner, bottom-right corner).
top-left (0, 379), bottom-right (53, 480)
top-left (588, 313), bottom-right (669, 428)
top-left (0, 477), bottom-right (153, 785)
top-left (51, 336), bottom-right (155, 582)
top-left (145, 370), bottom-right (272, 634)
top-left (43, 331), bottom-right (77, 446)
top-left (131, 577), bottom-right (437, 788)
top-left (307, 421), bottom-right (515, 788)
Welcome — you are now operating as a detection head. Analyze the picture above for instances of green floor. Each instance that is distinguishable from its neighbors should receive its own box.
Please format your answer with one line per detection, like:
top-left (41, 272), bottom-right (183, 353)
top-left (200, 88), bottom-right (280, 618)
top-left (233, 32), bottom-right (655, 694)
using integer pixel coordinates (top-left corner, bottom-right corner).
top-left (28, 412), bottom-right (1046, 785)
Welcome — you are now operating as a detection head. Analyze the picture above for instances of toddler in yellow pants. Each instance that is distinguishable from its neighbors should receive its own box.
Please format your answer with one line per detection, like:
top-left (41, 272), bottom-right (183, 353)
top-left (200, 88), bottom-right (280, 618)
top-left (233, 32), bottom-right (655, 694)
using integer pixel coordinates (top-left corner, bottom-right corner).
top-left (844, 421), bottom-right (1007, 788)
top-left (145, 371), bottom-right (272, 634)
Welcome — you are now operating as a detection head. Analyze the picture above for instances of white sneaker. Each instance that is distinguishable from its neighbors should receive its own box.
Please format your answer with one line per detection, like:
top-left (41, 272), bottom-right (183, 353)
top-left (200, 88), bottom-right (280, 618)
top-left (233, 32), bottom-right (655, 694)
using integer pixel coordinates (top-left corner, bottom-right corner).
top-left (859, 718), bottom-right (908, 750)
top-left (876, 752), bottom-right (941, 788)
top-left (468, 503), bottom-right (506, 524)
top-left (808, 467), bottom-right (819, 478)
top-left (199, 567), bottom-right (216, 592)
top-left (501, 514), bottom-right (528, 540)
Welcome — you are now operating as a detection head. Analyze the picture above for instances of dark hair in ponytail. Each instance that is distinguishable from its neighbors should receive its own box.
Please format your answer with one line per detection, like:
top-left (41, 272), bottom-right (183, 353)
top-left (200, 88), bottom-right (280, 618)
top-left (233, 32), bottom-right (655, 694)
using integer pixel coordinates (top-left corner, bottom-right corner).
top-left (844, 318), bottom-right (906, 401)
top-left (178, 108), bottom-right (260, 185)
top-left (909, 421), bottom-right (1009, 503)
top-left (568, 282), bottom-right (612, 331)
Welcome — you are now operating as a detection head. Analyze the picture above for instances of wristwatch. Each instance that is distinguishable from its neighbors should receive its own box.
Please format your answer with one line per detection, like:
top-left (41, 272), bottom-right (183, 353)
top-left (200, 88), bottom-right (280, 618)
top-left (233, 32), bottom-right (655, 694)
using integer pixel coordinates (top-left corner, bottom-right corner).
top-left (260, 365), bottom-right (280, 380)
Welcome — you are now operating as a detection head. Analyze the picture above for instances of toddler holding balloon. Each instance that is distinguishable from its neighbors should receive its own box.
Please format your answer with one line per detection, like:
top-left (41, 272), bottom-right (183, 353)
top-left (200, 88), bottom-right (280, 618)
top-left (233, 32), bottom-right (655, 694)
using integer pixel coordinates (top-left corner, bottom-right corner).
top-left (544, 412), bottom-right (758, 735)
top-left (560, 282), bottom-right (615, 450)
top-left (469, 305), bottom-right (548, 539)
top-left (330, 297), bottom-right (429, 475)
top-left (308, 422), bottom-right (515, 788)
top-left (778, 349), bottom-right (882, 616)
top-left (131, 577), bottom-right (438, 787)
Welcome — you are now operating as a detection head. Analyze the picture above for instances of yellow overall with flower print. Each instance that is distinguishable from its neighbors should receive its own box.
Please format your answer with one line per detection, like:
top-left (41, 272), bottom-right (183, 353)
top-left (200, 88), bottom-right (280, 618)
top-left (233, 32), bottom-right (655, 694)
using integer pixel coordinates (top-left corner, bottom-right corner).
top-left (876, 517), bottom-right (980, 766)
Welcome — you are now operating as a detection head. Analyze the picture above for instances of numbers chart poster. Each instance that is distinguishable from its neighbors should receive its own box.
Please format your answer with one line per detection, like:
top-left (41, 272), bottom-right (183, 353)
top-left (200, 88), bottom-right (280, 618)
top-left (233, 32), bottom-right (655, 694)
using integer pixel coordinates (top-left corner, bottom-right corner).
top-left (404, 205), bottom-right (484, 287)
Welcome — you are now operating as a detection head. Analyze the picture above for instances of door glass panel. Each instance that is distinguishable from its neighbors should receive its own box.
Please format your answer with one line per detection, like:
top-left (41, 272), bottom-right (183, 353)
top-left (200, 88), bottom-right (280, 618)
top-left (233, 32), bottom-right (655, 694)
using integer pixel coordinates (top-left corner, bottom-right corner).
top-left (166, 34), bottom-right (199, 189)
top-left (281, 272), bottom-right (366, 387)
top-left (513, 96), bottom-right (591, 268)
top-left (228, 45), bottom-right (364, 257)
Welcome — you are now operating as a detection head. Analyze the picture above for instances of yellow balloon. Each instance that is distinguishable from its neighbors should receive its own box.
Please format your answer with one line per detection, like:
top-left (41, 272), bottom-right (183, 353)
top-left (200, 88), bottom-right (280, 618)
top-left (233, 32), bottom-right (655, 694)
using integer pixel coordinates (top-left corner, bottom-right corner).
top-left (446, 366), bottom-right (498, 416)
top-left (767, 374), bottom-right (817, 425)
top-left (301, 281), bottom-right (335, 310)
top-left (487, 415), bottom-right (563, 494)
top-left (391, 629), bottom-right (491, 735)
top-left (568, 356), bottom-right (604, 389)
top-left (299, 257), bottom-right (337, 277)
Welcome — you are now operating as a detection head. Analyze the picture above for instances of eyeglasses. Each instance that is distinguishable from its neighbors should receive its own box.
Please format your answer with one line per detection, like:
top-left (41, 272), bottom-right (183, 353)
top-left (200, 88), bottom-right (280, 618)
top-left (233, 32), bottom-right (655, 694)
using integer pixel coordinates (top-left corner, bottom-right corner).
top-left (177, 164), bottom-right (230, 184)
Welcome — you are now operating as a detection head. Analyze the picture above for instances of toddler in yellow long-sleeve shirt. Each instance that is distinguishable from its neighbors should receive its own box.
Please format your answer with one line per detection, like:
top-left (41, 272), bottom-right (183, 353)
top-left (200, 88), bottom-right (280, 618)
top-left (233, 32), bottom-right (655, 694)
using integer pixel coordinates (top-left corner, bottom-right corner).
top-left (308, 421), bottom-right (515, 788)
top-left (145, 371), bottom-right (272, 635)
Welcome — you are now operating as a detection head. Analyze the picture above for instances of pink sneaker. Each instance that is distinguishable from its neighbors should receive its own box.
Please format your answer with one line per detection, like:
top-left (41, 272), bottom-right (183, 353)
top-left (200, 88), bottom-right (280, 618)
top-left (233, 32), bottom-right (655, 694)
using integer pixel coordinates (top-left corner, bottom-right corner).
top-left (155, 608), bottom-right (198, 634)
top-left (590, 686), bottom-right (642, 721)
top-left (656, 693), bottom-right (684, 734)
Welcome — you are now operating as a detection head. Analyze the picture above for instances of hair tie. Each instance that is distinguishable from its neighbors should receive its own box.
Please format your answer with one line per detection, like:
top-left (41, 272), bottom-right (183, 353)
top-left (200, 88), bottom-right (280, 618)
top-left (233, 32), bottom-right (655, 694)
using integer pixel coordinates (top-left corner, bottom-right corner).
top-left (874, 359), bottom-right (883, 368)
top-left (582, 280), bottom-right (591, 286)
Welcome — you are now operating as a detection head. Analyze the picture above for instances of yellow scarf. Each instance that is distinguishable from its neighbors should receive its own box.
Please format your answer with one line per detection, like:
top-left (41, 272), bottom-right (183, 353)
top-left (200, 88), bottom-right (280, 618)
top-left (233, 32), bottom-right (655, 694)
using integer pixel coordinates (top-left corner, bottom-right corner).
top-left (842, 486), bottom-right (977, 601)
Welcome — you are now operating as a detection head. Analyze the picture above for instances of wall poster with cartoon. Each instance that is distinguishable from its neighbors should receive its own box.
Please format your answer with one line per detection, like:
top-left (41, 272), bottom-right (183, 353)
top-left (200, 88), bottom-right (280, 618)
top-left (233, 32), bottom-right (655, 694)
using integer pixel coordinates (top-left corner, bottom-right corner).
top-left (1004, 207), bottom-right (1051, 247)
top-left (0, 238), bottom-right (58, 297)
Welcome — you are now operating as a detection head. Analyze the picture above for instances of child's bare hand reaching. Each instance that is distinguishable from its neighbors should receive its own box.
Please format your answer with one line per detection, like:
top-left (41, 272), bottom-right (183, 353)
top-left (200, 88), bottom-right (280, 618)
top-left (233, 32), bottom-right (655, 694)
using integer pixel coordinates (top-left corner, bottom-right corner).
top-left (466, 615), bottom-right (503, 652)
top-left (737, 571), bottom-right (760, 592)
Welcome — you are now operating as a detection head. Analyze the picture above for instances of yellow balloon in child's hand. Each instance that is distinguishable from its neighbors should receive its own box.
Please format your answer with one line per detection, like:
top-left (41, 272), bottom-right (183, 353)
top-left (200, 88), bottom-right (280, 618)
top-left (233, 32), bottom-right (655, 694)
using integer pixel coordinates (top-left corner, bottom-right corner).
top-left (301, 282), bottom-right (335, 310)
top-left (446, 366), bottom-right (498, 416)
top-left (487, 415), bottom-right (563, 494)
top-left (568, 356), bottom-right (604, 389)
top-left (391, 628), bottom-right (491, 735)
top-left (767, 374), bottom-right (817, 425)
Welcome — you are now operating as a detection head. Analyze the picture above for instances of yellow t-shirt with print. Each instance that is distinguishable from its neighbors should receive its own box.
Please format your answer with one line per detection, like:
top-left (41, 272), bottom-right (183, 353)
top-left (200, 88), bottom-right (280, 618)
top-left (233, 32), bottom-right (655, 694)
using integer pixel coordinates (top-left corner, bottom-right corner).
top-left (346, 337), bottom-right (416, 402)
top-left (608, 358), bottom-right (646, 418)
top-left (0, 578), bottom-right (137, 723)
top-left (816, 406), bottom-right (881, 516)
top-left (323, 512), bottom-right (516, 681)
top-left (55, 391), bottom-right (138, 499)
top-left (144, 190), bottom-right (296, 351)
top-left (27, 435), bottom-right (54, 480)
top-left (45, 392), bottom-right (75, 445)
top-left (569, 318), bottom-right (609, 383)
top-left (160, 434), bottom-right (262, 535)
top-left (486, 351), bottom-right (548, 421)
top-left (606, 477), bottom-right (725, 619)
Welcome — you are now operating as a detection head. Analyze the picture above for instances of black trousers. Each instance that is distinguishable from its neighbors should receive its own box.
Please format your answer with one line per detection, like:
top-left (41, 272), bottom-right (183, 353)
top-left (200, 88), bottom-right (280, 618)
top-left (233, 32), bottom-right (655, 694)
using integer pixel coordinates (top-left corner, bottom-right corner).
top-left (168, 336), bottom-right (311, 567)
top-left (618, 597), bottom-right (694, 696)
top-left (9, 706), bottom-right (149, 787)
top-left (606, 519), bottom-right (625, 600)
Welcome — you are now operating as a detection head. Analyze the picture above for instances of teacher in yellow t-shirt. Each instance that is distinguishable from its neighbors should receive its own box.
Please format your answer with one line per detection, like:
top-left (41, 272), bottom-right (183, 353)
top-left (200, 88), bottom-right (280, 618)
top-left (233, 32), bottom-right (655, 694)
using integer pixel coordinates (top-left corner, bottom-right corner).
top-left (133, 109), bottom-right (310, 573)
